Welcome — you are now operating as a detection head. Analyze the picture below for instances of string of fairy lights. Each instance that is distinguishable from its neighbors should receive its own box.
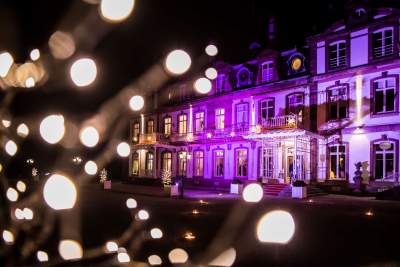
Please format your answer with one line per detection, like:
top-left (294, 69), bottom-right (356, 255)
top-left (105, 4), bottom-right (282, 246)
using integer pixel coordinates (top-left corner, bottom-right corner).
top-left (0, 0), bottom-right (297, 266)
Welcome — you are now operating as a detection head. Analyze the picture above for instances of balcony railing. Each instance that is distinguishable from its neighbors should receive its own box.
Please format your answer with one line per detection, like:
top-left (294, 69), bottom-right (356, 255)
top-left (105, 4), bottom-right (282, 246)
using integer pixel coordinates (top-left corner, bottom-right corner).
top-left (329, 56), bottom-right (346, 69)
top-left (261, 114), bottom-right (300, 130)
top-left (373, 44), bottom-right (394, 59)
top-left (137, 133), bottom-right (169, 144)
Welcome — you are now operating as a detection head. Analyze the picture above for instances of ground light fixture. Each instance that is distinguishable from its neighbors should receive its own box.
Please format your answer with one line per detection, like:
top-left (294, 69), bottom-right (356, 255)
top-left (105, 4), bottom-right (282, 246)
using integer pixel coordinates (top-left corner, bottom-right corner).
top-left (168, 248), bottom-right (188, 264)
top-left (256, 210), bottom-right (295, 244)
top-left (39, 114), bottom-right (65, 144)
top-left (165, 49), bottom-right (191, 75)
top-left (148, 254), bottom-right (162, 265)
top-left (43, 174), bottom-right (77, 210)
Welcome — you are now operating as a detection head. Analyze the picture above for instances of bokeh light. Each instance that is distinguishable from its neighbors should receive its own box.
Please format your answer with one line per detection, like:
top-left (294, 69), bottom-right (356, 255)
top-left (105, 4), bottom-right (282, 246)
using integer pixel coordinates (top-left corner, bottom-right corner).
top-left (105, 241), bottom-right (118, 252)
top-left (2, 119), bottom-right (11, 128)
top-left (100, 0), bottom-right (135, 23)
top-left (205, 67), bottom-right (218, 80)
top-left (209, 248), bottom-right (236, 267)
top-left (6, 187), bottom-right (18, 202)
top-left (79, 126), bottom-right (100, 147)
top-left (84, 160), bottom-right (98, 175)
top-left (23, 208), bottom-right (34, 220)
top-left (16, 181), bottom-right (26, 192)
top-left (0, 52), bottom-right (14, 78)
top-left (242, 183), bottom-right (264, 203)
top-left (129, 95), bottom-right (144, 111)
top-left (137, 209), bottom-right (149, 220)
top-left (70, 58), bottom-right (97, 87)
top-left (150, 228), bottom-right (163, 239)
top-left (25, 77), bottom-right (35, 88)
top-left (126, 198), bottom-right (137, 209)
top-left (5, 140), bottom-right (18, 156)
top-left (58, 240), bottom-right (83, 260)
top-left (14, 208), bottom-right (24, 220)
top-left (40, 115), bottom-right (65, 144)
top-left (148, 255), bottom-right (162, 266)
top-left (165, 50), bottom-right (191, 75)
top-left (37, 251), bottom-right (49, 262)
top-left (205, 44), bottom-right (218, 56)
top-left (2, 230), bottom-right (14, 244)
top-left (117, 142), bottom-right (130, 157)
top-left (256, 210), bottom-right (295, 244)
top-left (17, 123), bottom-right (29, 137)
top-left (43, 174), bottom-right (77, 210)
top-left (194, 77), bottom-right (212, 94)
top-left (168, 248), bottom-right (188, 264)
top-left (30, 49), bottom-right (40, 61)
top-left (49, 31), bottom-right (75, 60)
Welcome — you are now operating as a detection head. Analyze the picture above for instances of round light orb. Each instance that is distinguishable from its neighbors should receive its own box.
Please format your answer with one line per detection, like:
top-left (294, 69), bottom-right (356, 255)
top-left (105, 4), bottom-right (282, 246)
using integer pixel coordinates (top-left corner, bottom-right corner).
top-left (137, 209), bottom-right (149, 220)
top-left (84, 161), bottom-right (98, 175)
top-left (30, 49), bottom-right (40, 61)
top-left (70, 58), bottom-right (97, 87)
top-left (105, 241), bottom-right (118, 253)
top-left (100, 0), bottom-right (135, 23)
top-left (23, 208), bottom-right (34, 220)
top-left (2, 230), bottom-right (14, 244)
top-left (194, 77), bottom-right (212, 94)
top-left (242, 183), bottom-right (264, 203)
top-left (165, 50), bottom-right (191, 75)
top-left (25, 77), bottom-right (35, 88)
top-left (79, 126), bottom-right (100, 147)
top-left (205, 67), bottom-right (218, 80)
top-left (129, 95), bottom-right (144, 111)
top-left (209, 248), bottom-right (236, 267)
top-left (148, 255), bottom-right (162, 266)
top-left (256, 210), bottom-right (295, 244)
top-left (16, 181), bottom-right (26, 193)
top-left (40, 115), bottom-right (65, 144)
top-left (14, 208), bottom-right (24, 220)
top-left (17, 123), bottom-right (29, 137)
top-left (43, 174), bottom-right (77, 210)
top-left (49, 31), bottom-right (75, 60)
top-left (168, 248), bottom-right (188, 264)
top-left (150, 228), bottom-right (163, 239)
top-left (58, 240), bottom-right (83, 260)
top-left (2, 119), bottom-right (11, 128)
top-left (117, 142), bottom-right (130, 157)
top-left (0, 52), bottom-right (14, 77)
top-left (5, 140), bottom-right (18, 156)
top-left (37, 251), bottom-right (49, 262)
top-left (117, 252), bottom-right (130, 263)
top-left (6, 187), bottom-right (18, 202)
top-left (126, 198), bottom-right (137, 209)
top-left (205, 44), bottom-right (218, 56)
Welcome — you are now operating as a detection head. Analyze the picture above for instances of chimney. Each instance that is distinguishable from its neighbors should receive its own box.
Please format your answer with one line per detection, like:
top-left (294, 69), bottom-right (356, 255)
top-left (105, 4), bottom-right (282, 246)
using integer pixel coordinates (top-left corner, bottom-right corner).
top-left (268, 17), bottom-right (275, 42)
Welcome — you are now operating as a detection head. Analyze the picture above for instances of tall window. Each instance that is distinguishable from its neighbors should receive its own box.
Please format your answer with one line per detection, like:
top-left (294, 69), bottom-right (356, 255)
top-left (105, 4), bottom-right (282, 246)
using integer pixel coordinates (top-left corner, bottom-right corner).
top-left (178, 114), bottom-right (187, 135)
top-left (194, 151), bottom-right (204, 177)
top-left (236, 103), bottom-right (249, 129)
top-left (145, 152), bottom-right (153, 173)
top-left (373, 78), bottom-right (396, 114)
top-left (164, 117), bottom-right (172, 135)
top-left (133, 122), bottom-right (140, 142)
top-left (147, 120), bottom-right (154, 134)
top-left (236, 149), bottom-right (247, 177)
top-left (216, 74), bottom-right (225, 94)
top-left (261, 61), bottom-right (274, 82)
top-left (327, 86), bottom-right (348, 120)
top-left (132, 152), bottom-right (139, 175)
top-left (287, 93), bottom-right (304, 117)
top-left (373, 141), bottom-right (396, 180)
top-left (260, 98), bottom-right (275, 122)
top-left (328, 41), bottom-right (346, 69)
top-left (214, 150), bottom-right (224, 177)
top-left (329, 144), bottom-right (346, 179)
top-left (178, 151), bottom-right (187, 177)
top-left (215, 108), bottom-right (225, 130)
top-left (162, 152), bottom-right (172, 172)
top-left (373, 28), bottom-right (394, 59)
top-left (195, 112), bottom-right (204, 133)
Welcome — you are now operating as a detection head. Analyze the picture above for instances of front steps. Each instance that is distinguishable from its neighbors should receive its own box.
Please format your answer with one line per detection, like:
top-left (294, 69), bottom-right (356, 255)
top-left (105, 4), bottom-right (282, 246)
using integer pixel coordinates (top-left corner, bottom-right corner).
top-left (278, 185), bottom-right (327, 198)
top-left (263, 183), bottom-right (287, 196)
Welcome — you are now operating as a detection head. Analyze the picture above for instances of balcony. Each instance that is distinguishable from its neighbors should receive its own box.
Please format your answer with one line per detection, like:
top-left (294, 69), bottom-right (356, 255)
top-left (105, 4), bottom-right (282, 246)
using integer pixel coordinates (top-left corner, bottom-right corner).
top-left (136, 133), bottom-right (169, 144)
top-left (261, 114), bottom-right (300, 130)
top-left (373, 44), bottom-right (394, 59)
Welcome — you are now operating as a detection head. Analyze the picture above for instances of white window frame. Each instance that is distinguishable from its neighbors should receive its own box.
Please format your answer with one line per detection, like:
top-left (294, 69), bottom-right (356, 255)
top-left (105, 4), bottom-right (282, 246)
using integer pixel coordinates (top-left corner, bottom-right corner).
top-left (328, 40), bottom-right (346, 69)
top-left (214, 150), bottom-right (224, 177)
top-left (374, 141), bottom-right (396, 180)
top-left (215, 108), bottom-right (225, 130)
top-left (261, 61), bottom-right (274, 82)
top-left (194, 150), bottom-right (204, 177)
top-left (373, 78), bottom-right (396, 114)
top-left (178, 114), bottom-right (187, 135)
top-left (328, 144), bottom-right (346, 180)
top-left (260, 98), bottom-right (274, 121)
top-left (372, 27), bottom-right (394, 58)
top-left (195, 112), bottom-right (204, 133)
top-left (235, 103), bottom-right (249, 129)
top-left (164, 117), bottom-right (172, 135)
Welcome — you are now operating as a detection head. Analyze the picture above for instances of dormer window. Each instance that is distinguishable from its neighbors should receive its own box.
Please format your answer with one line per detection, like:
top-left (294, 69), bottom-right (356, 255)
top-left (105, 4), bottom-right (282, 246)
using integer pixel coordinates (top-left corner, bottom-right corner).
top-left (328, 41), bottom-right (347, 69)
top-left (261, 61), bottom-right (274, 82)
top-left (236, 68), bottom-right (252, 87)
top-left (373, 27), bottom-right (394, 59)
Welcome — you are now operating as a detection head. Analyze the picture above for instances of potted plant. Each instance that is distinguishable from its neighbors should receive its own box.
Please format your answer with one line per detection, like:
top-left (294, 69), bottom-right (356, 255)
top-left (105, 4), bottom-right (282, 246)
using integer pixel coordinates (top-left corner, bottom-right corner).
top-left (99, 168), bottom-right (111, 189)
top-left (161, 169), bottom-right (172, 195)
top-left (230, 179), bottom-right (244, 194)
top-left (291, 180), bottom-right (307, 199)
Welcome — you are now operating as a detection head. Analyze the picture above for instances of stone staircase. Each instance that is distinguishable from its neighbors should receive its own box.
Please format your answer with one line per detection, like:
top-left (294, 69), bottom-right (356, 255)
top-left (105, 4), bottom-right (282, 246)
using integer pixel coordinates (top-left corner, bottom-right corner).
top-left (263, 183), bottom-right (287, 196)
top-left (278, 185), bottom-right (327, 198)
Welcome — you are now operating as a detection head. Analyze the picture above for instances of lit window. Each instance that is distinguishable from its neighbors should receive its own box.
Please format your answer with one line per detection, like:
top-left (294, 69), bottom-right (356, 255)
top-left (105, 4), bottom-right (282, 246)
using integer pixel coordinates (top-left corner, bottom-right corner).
top-left (373, 141), bottom-right (396, 180)
top-left (178, 151), bottom-right (187, 177)
top-left (373, 28), bottom-right (394, 59)
top-left (178, 114), bottom-right (187, 135)
top-left (133, 122), bottom-right (140, 142)
top-left (162, 152), bottom-right (172, 172)
top-left (145, 152), bottom-right (153, 173)
top-left (287, 93), bottom-right (304, 118)
top-left (235, 103), bottom-right (249, 129)
top-left (236, 149), bottom-right (247, 177)
top-left (261, 61), bottom-right (274, 82)
top-left (328, 41), bottom-right (346, 69)
top-left (215, 108), bottom-right (225, 130)
top-left (164, 117), bottom-right (172, 135)
top-left (260, 98), bottom-right (275, 122)
top-left (328, 144), bottom-right (346, 180)
top-left (147, 120), bottom-right (154, 134)
top-left (194, 151), bottom-right (204, 177)
top-left (132, 152), bottom-right (139, 175)
top-left (195, 112), bottom-right (204, 133)
top-left (373, 78), bottom-right (396, 113)
top-left (328, 86), bottom-right (348, 120)
top-left (214, 150), bottom-right (224, 177)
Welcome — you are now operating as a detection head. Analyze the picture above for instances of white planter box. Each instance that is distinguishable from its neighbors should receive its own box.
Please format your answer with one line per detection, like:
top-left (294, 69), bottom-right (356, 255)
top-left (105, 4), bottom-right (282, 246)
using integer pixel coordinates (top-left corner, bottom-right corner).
top-left (230, 184), bottom-right (244, 194)
top-left (170, 184), bottom-right (180, 196)
top-left (292, 186), bottom-right (307, 199)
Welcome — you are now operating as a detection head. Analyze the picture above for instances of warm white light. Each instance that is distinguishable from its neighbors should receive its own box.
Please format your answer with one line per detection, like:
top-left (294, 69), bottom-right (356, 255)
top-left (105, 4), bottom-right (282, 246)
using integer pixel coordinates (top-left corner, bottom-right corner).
top-left (168, 248), bottom-right (188, 264)
top-left (0, 52), bottom-right (14, 77)
top-left (194, 77), bottom-right (212, 94)
top-left (209, 248), bottom-right (236, 267)
top-left (137, 209), bottom-right (149, 220)
top-left (49, 31), bottom-right (75, 60)
top-left (70, 58), bottom-right (97, 87)
top-left (84, 161), bottom-right (98, 175)
top-left (58, 240), bottom-right (83, 260)
top-left (150, 228), bottom-right (163, 239)
top-left (205, 44), bottom-right (218, 56)
top-left (129, 95), bottom-right (144, 111)
top-left (105, 241), bottom-right (118, 252)
top-left (79, 126), bottom-right (99, 147)
top-left (205, 67), bottom-right (218, 80)
top-left (37, 251), bottom-right (49, 262)
top-left (25, 77), bottom-right (35, 88)
top-left (17, 123), bottom-right (29, 137)
top-left (100, 0), bottom-right (135, 23)
top-left (23, 208), bottom-right (34, 220)
top-left (43, 174), bottom-right (77, 210)
top-left (117, 252), bottom-right (130, 263)
top-left (148, 255), bottom-right (162, 266)
top-left (256, 210), bottom-right (295, 244)
top-left (126, 198), bottom-right (137, 209)
top-left (14, 208), bottom-right (24, 220)
top-left (242, 183), bottom-right (264, 203)
top-left (165, 50), bottom-right (191, 75)
top-left (30, 49), bottom-right (40, 61)
top-left (2, 119), bottom-right (11, 128)
top-left (5, 140), bottom-right (18, 156)
top-left (40, 115), bottom-right (65, 144)
top-left (6, 187), bottom-right (18, 202)
top-left (2, 230), bottom-right (14, 244)
top-left (16, 181), bottom-right (26, 192)
top-left (117, 142), bottom-right (130, 157)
